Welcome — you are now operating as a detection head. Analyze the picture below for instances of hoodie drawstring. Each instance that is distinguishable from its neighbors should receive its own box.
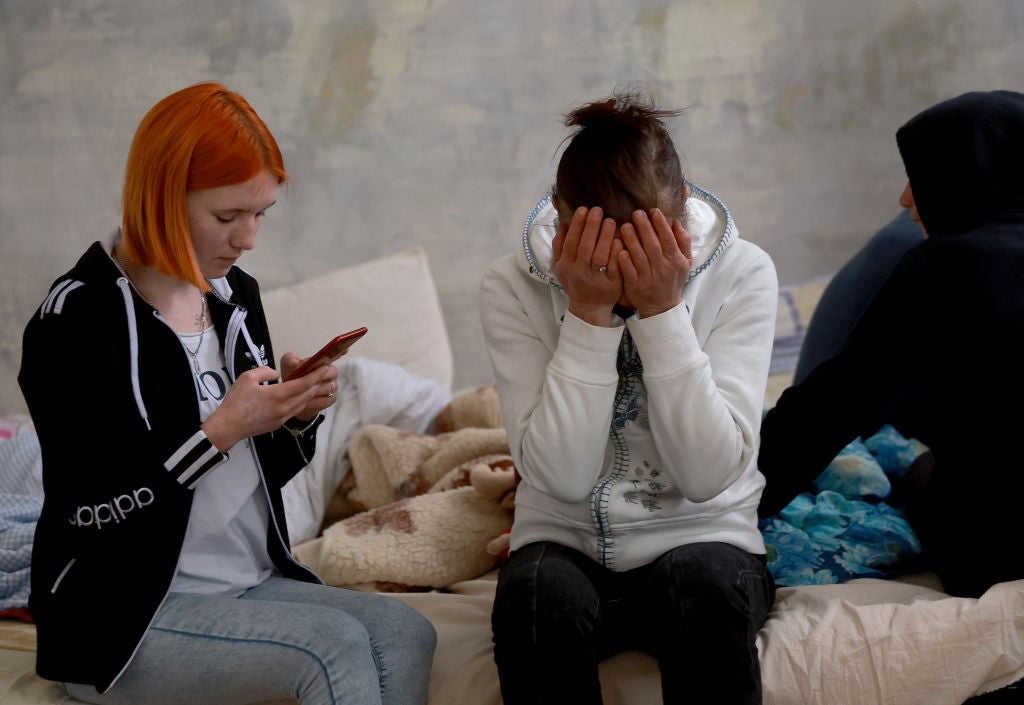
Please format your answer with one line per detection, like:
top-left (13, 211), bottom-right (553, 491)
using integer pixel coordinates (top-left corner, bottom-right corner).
top-left (115, 277), bottom-right (152, 431)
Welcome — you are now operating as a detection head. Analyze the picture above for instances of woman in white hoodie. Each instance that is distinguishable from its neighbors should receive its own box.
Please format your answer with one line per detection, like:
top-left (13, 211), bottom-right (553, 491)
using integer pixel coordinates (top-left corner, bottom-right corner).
top-left (480, 91), bottom-right (778, 705)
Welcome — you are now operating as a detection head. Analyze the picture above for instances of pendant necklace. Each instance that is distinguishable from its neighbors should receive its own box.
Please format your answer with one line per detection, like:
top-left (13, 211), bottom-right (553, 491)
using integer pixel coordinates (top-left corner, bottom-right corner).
top-left (114, 249), bottom-right (208, 375)
top-left (184, 294), bottom-right (208, 375)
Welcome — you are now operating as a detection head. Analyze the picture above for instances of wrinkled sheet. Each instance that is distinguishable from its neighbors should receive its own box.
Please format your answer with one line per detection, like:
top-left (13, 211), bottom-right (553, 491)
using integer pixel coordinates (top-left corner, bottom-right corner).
top-left (374, 570), bottom-right (1024, 705)
top-left (0, 428), bottom-right (43, 613)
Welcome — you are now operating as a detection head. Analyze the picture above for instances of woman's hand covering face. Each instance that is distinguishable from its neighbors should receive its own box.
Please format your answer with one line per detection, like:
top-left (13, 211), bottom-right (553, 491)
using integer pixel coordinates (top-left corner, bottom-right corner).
top-left (618, 208), bottom-right (693, 319)
top-left (552, 206), bottom-right (625, 327)
top-left (552, 205), bottom-right (693, 325)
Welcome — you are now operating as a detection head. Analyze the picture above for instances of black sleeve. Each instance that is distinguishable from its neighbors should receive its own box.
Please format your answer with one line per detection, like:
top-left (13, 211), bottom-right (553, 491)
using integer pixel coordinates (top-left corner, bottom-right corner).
top-left (758, 251), bottom-right (937, 518)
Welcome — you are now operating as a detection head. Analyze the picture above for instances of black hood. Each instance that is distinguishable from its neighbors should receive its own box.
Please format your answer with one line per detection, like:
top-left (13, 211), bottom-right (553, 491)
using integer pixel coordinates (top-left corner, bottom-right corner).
top-left (895, 90), bottom-right (1024, 239)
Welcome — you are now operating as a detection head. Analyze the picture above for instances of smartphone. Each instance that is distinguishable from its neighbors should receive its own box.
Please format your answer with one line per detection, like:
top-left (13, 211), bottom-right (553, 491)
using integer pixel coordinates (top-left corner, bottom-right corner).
top-left (284, 326), bottom-right (368, 382)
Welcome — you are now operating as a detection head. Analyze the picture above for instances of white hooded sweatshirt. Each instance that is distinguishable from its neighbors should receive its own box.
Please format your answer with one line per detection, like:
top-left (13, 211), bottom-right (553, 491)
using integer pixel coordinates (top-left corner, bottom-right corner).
top-left (479, 184), bottom-right (778, 571)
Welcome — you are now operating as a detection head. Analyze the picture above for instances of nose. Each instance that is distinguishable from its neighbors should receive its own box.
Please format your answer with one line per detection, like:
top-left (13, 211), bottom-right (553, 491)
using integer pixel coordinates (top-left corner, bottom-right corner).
top-left (898, 182), bottom-right (915, 209)
top-left (232, 216), bottom-right (259, 251)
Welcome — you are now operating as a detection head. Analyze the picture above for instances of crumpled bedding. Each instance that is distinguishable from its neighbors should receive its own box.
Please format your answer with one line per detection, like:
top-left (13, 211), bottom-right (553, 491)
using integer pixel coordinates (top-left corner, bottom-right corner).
top-left (314, 385), bottom-right (516, 591)
top-left (315, 403), bottom-right (933, 592)
top-left (2, 376), bottom-right (1024, 705)
top-left (312, 564), bottom-right (1024, 705)
top-left (760, 424), bottom-right (927, 586)
top-left (280, 356), bottom-right (451, 545)
top-left (0, 423), bottom-right (43, 614)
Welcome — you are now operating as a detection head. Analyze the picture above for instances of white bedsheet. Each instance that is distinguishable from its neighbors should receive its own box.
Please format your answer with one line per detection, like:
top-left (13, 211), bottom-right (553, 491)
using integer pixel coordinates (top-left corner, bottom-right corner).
top-left (371, 570), bottom-right (1024, 705)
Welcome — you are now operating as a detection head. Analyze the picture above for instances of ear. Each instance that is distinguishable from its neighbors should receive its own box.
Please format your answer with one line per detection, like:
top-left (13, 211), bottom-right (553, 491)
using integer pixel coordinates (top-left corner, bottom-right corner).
top-left (682, 183), bottom-right (690, 201)
top-left (550, 192), bottom-right (572, 232)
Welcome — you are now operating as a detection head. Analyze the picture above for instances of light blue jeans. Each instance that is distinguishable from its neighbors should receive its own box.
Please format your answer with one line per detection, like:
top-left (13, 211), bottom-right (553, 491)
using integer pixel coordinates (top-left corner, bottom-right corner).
top-left (64, 577), bottom-right (436, 705)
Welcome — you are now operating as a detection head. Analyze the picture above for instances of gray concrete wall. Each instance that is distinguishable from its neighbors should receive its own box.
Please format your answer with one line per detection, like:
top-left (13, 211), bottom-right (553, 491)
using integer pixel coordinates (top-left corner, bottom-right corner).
top-left (3, 0), bottom-right (1024, 411)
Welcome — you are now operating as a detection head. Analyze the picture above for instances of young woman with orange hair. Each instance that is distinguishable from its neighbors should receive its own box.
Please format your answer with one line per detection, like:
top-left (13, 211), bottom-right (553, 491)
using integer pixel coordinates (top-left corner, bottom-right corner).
top-left (18, 82), bottom-right (435, 705)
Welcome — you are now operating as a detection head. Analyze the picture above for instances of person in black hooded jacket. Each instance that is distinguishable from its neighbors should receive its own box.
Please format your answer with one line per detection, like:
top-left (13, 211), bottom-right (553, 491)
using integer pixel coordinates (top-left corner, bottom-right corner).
top-left (759, 89), bottom-right (1024, 599)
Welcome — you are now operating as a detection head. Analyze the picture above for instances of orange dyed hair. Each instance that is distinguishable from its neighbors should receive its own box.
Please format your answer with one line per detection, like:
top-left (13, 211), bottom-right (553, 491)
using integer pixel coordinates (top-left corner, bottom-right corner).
top-left (121, 82), bottom-right (287, 290)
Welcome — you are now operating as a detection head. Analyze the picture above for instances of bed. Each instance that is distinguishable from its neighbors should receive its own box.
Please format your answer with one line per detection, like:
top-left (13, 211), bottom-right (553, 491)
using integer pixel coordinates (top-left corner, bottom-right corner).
top-left (1, 246), bottom-right (1022, 705)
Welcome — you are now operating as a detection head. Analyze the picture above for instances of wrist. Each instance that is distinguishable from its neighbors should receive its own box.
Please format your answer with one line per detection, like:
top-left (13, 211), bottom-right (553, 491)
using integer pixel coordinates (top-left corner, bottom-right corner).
top-left (282, 413), bottom-right (325, 440)
top-left (201, 417), bottom-right (238, 454)
top-left (568, 303), bottom-right (614, 327)
top-left (636, 297), bottom-right (682, 319)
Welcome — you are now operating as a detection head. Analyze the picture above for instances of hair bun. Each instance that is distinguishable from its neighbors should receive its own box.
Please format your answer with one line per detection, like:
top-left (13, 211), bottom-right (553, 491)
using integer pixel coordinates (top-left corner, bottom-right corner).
top-left (553, 87), bottom-right (687, 224)
top-left (564, 90), bottom-right (681, 131)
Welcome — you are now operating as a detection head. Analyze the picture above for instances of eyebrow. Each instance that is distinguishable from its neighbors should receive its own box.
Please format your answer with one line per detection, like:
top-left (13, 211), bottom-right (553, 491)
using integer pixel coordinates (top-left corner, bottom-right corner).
top-left (218, 200), bottom-right (277, 213)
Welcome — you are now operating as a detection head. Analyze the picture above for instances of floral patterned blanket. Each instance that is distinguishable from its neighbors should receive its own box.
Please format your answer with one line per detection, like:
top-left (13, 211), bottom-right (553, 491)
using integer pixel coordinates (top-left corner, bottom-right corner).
top-left (760, 424), bottom-right (927, 586)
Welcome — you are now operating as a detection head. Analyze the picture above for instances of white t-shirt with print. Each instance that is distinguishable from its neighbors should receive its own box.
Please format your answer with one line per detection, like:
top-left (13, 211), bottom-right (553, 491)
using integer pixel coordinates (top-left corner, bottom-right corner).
top-left (168, 325), bottom-right (276, 596)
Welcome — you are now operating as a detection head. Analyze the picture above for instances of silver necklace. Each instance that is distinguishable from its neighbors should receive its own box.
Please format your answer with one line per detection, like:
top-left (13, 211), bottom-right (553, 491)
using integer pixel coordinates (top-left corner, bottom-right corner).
top-left (183, 295), bottom-right (208, 375)
top-left (115, 250), bottom-right (208, 375)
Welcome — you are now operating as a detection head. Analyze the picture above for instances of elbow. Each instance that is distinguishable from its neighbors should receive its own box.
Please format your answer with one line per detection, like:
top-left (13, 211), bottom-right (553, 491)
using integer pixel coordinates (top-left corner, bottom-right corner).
top-left (516, 457), bottom-right (594, 504)
top-left (521, 470), bottom-right (593, 504)
top-left (676, 451), bottom-right (750, 503)
top-left (518, 437), bottom-right (601, 503)
top-left (549, 484), bottom-right (594, 504)
top-left (679, 483), bottom-right (728, 504)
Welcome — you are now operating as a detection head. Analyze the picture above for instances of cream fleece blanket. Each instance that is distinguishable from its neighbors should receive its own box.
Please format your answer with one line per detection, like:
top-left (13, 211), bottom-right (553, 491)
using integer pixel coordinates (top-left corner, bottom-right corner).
top-left (317, 386), bottom-right (516, 591)
top-left (281, 357), bottom-right (451, 546)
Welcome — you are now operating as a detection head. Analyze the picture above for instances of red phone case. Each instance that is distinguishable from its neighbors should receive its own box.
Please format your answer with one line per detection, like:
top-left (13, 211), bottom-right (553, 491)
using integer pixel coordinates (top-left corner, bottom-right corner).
top-left (284, 327), bottom-right (368, 382)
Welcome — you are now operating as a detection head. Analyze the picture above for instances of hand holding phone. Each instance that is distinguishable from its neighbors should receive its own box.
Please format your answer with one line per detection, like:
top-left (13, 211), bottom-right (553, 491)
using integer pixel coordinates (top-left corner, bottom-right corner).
top-left (284, 327), bottom-right (368, 382)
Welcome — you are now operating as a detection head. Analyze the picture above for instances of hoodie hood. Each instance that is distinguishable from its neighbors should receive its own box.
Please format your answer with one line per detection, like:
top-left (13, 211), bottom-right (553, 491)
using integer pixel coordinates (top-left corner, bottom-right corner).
top-left (519, 180), bottom-right (735, 290)
top-left (896, 90), bottom-right (1024, 239)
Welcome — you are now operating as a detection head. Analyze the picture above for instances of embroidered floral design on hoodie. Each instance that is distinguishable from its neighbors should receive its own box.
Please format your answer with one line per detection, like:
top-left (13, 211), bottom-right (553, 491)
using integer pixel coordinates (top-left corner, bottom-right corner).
top-left (612, 329), bottom-right (663, 512)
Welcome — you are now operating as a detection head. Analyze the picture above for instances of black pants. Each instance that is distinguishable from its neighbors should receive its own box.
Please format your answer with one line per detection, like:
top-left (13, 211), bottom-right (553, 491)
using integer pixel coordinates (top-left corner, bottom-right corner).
top-left (491, 541), bottom-right (775, 705)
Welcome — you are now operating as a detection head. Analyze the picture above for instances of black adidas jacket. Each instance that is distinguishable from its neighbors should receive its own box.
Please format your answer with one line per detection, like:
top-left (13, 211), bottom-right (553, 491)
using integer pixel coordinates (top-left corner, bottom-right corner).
top-left (18, 240), bottom-right (321, 691)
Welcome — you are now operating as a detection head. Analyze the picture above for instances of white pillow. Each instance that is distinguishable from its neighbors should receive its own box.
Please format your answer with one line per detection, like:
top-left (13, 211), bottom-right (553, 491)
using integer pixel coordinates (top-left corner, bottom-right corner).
top-left (261, 246), bottom-right (453, 391)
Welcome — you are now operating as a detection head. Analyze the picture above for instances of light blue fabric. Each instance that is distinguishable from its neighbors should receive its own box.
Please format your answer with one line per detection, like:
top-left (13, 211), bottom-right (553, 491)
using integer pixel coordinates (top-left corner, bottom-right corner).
top-left (64, 576), bottom-right (436, 705)
top-left (0, 430), bottom-right (43, 495)
top-left (863, 423), bottom-right (929, 479)
top-left (0, 430), bottom-right (43, 610)
top-left (0, 493), bottom-right (42, 611)
top-left (760, 425), bottom-right (924, 586)
top-left (814, 438), bottom-right (891, 500)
